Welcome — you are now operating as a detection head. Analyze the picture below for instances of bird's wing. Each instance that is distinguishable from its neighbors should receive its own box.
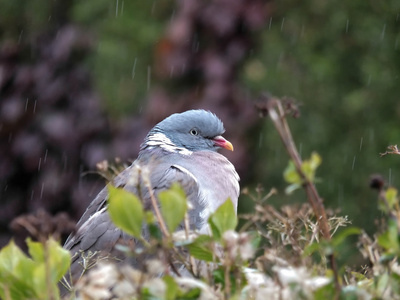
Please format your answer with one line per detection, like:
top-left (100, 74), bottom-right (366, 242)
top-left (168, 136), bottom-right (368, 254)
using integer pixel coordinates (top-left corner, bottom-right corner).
top-left (63, 159), bottom-right (201, 277)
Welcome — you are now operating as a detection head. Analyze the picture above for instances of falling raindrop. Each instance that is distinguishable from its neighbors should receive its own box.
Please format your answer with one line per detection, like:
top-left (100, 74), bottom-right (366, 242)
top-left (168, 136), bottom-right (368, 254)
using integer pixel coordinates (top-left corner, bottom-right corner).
top-left (280, 18), bottom-right (285, 31)
top-left (380, 23), bottom-right (386, 41)
top-left (258, 132), bottom-right (263, 148)
top-left (40, 183), bottom-right (44, 199)
top-left (78, 164), bottom-right (83, 188)
top-left (151, 0), bottom-right (156, 15)
top-left (38, 157), bottom-right (42, 171)
top-left (169, 66), bottom-right (175, 78)
top-left (115, 0), bottom-right (119, 17)
top-left (352, 155), bottom-right (356, 170)
top-left (121, 0), bottom-right (124, 15)
top-left (269, 17), bottom-right (272, 30)
top-left (345, 20), bottom-right (349, 33)
top-left (18, 30), bottom-right (23, 44)
top-left (170, 9), bottom-right (175, 23)
top-left (33, 100), bottom-right (37, 113)
top-left (359, 137), bottom-right (363, 151)
top-left (389, 168), bottom-right (392, 186)
top-left (30, 190), bottom-right (35, 202)
top-left (25, 98), bottom-right (29, 112)
top-left (192, 34), bottom-right (200, 53)
top-left (44, 149), bottom-right (48, 163)
top-left (131, 58), bottom-right (137, 79)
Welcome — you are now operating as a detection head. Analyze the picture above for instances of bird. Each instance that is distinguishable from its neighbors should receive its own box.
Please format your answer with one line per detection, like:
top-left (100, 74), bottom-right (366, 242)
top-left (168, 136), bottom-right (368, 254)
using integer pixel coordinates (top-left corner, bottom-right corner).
top-left (61, 109), bottom-right (240, 292)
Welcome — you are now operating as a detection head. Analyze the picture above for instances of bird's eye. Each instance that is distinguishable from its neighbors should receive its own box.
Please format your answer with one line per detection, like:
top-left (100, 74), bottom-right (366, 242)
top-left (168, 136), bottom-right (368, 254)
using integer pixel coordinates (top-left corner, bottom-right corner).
top-left (190, 129), bottom-right (198, 136)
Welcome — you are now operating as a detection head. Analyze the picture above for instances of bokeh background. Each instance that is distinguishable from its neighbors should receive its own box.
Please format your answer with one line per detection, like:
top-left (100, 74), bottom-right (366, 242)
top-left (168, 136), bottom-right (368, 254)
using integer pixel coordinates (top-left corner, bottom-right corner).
top-left (1, 0), bottom-right (399, 267)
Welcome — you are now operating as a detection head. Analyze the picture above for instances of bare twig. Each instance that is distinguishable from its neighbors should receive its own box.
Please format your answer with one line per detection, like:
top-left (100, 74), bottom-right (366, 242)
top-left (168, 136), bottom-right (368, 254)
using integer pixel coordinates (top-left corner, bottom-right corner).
top-left (380, 145), bottom-right (400, 157)
top-left (140, 168), bottom-right (171, 239)
top-left (256, 94), bottom-right (340, 298)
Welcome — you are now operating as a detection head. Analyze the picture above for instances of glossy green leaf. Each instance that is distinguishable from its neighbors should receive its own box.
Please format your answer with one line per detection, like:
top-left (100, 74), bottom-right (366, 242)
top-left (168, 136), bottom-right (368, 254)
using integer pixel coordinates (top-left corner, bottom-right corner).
top-left (0, 238), bottom-right (69, 300)
top-left (0, 240), bottom-right (28, 273)
top-left (285, 183), bottom-right (301, 195)
top-left (386, 187), bottom-right (398, 210)
top-left (301, 152), bottom-right (321, 182)
top-left (163, 275), bottom-right (179, 300)
top-left (283, 160), bottom-right (301, 184)
top-left (108, 186), bottom-right (144, 238)
top-left (377, 219), bottom-right (400, 254)
top-left (208, 199), bottom-right (237, 240)
top-left (186, 235), bottom-right (215, 262)
top-left (159, 183), bottom-right (187, 234)
top-left (0, 241), bottom-right (37, 299)
top-left (331, 227), bottom-right (361, 247)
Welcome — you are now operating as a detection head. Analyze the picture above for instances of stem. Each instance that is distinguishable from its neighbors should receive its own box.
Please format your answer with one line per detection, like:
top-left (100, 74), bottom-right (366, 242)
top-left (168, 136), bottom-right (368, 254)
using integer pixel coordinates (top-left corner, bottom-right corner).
top-left (257, 95), bottom-right (340, 297)
top-left (145, 183), bottom-right (170, 239)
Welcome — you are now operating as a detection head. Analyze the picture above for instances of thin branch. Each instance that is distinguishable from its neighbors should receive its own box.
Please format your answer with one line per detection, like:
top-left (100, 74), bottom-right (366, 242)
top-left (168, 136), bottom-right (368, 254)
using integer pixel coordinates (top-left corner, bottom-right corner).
top-left (256, 94), bottom-right (340, 298)
top-left (140, 168), bottom-right (171, 239)
top-left (380, 145), bottom-right (400, 157)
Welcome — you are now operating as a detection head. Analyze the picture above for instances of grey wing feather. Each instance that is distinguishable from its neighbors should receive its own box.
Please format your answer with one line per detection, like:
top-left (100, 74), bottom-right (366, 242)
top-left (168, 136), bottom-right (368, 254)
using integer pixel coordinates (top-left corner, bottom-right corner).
top-left (63, 159), bottom-right (200, 282)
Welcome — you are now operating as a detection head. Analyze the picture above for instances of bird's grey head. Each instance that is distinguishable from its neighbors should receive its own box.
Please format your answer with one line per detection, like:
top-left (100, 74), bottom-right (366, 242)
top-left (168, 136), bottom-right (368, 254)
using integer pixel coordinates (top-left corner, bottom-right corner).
top-left (141, 110), bottom-right (233, 154)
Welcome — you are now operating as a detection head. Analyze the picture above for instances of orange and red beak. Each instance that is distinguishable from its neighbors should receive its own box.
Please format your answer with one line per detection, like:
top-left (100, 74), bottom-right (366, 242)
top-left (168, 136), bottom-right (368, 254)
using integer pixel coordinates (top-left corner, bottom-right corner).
top-left (213, 135), bottom-right (234, 151)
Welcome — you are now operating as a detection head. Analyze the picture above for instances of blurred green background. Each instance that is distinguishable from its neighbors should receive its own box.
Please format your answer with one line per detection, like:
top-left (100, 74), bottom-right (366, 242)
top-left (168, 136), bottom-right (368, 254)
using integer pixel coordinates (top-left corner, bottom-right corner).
top-left (1, 0), bottom-right (400, 267)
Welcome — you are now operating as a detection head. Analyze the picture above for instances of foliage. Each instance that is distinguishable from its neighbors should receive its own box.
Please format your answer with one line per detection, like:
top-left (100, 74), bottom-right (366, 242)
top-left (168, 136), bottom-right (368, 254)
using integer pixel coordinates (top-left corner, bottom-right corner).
top-left (108, 185), bottom-right (144, 239)
top-left (284, 152), bottom-right (322, 194)
top-left (3, 140), bottom-right (400, 299)
top-left (70, 0), bottom-right (174, 115)
top-left (243, 0), bottom-right (400, 242)
top-left (0, 238), bottom-right (70, 300)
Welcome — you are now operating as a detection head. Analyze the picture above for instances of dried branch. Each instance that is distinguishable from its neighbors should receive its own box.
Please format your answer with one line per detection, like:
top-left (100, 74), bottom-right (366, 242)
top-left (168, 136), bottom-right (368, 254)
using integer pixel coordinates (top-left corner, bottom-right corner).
top-left (380, 145), bottom-right (400, 157)
top-left (256, 94), bottom-right (340, 298)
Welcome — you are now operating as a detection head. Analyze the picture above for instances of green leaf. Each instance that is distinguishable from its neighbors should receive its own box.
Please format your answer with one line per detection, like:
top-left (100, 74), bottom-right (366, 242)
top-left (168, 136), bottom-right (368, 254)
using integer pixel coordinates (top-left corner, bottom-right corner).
top-left (332, 227), bottom-right (361, 247)
top-left (0, 241), bottom-right (40, 299)
top-left (27, 238), bottom-right (70, 282)
top-left (108, 185), bottom-right (144, 238)
top-left (180, 288), bottom-right (201, 299)
top-left (46, 239), bottom-right (70, 281)
top-left (283, 160), bottom-right (302, 184)
top-left (386, 187), bottom-right (398, 210)
top-left (248, 231), bottom-right (261, 250)
top-left (301, 152), bottom-right (321, 182)
top-left (145, 211), bottom-right (162, 241)
top-left (377, 219), bottom-right (400, 254)
top-left (186, 235), bottom-right (215, 262)
top-left (163, 275), bottom-right (179, 300)
top-left (303, 241), bottom-right (327, 258)
top-left (208, 199), bottom-right (237, 240)
top-left (0, 240), bottom-right (28, 274)
top-left (159, 183), bottom-right (187, 234)
top-left (376, 272), bottom-right (390, 295)
top-left (285, 183), bottom-right (301, 195)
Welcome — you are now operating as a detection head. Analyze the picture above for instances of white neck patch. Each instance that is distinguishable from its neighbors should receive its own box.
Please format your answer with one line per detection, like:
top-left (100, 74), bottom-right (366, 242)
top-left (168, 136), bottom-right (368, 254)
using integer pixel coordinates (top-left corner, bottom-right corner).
top-left (145, 132), bottom-right (192, 155)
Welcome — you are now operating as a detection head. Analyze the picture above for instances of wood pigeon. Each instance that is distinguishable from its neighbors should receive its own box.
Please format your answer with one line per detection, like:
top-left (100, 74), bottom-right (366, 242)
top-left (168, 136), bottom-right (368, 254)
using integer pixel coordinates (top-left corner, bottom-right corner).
top-left (62, 109), bottom-right (240, 289)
